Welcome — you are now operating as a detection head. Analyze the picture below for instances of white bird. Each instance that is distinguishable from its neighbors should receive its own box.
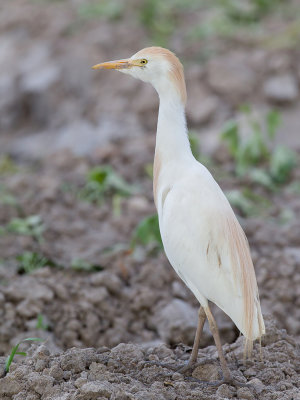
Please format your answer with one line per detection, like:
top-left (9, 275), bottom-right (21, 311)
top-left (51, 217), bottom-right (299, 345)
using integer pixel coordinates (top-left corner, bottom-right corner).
top-left (92, 47), bottom-right (265, 384)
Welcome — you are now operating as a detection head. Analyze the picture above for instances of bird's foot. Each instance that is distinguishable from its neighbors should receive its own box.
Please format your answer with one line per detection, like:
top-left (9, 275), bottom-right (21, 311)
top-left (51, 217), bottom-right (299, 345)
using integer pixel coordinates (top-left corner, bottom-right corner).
top-left (222, 375), bottom-right (249, 388)
top-left (143, 359), bottom-right (206, 373)
top-left (177, 359), bottom-right (203, 374)
top-left (143, 360), bottom-right (180, 371)
top-left (143, 360), bottom-right (249, 388)
top-left (185, 373), bottom-right (249, 388)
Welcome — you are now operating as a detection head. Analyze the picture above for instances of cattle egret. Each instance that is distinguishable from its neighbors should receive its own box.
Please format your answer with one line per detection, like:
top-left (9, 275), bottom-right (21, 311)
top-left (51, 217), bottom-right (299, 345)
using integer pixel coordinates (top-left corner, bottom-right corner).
top-left (93, 47), bottom-right (265, 384)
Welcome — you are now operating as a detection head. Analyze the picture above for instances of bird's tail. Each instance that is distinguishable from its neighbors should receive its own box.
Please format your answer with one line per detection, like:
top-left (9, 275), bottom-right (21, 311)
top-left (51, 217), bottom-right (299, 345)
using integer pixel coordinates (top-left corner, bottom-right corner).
top-left (244, 296), bottom-right (265, 358)
top-left (227, 215), bottom-right (265, 358)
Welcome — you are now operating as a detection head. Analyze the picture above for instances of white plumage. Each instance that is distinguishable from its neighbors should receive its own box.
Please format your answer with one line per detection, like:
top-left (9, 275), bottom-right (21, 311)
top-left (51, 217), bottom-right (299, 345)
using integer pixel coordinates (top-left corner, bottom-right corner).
top-left (93, 46), bottom-right (265, 383)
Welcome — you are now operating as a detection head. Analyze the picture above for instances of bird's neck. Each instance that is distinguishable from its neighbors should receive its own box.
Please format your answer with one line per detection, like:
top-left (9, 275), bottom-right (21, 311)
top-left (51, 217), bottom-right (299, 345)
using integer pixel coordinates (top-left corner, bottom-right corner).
top-left (153, 94), bottom-right (193, 207)
top-left (155, 95), bottom-right (192, 164)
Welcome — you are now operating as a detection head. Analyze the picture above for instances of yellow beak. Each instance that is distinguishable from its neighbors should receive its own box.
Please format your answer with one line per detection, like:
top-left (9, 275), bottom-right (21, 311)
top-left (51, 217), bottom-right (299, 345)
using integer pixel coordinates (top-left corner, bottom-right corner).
top-left (92, 59), bottom-right (132, 70)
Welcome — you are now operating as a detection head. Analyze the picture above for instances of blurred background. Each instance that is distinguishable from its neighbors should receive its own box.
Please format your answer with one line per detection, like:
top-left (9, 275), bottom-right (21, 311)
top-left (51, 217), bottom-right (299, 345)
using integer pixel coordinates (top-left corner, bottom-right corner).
top-left (0, 0), bottom-right (300, 356)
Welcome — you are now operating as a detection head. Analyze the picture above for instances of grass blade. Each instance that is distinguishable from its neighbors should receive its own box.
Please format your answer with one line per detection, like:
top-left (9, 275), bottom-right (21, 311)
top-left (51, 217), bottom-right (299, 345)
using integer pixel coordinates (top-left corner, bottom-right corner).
top-left (5, 338), bottom-right (44, 373)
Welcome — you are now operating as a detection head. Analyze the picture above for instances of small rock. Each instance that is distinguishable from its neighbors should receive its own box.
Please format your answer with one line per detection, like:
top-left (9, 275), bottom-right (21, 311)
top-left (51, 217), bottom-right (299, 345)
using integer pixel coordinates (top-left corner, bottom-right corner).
top-left (48, 395), bottom-right (70, 400)
top-left (91, 271), bottom-right (122, 294)
top-left (285, 247), bottom-right (300, 265)
top-left (110, 343), bottom-right (144, 367)
top-left (80, 381), bottom-right (112, 398)
top-left (192, 363), bottom-right (220, 381)
top-left (88, 362), bottom-right (106, 380)
top-left (34, 359), bottom-right (48, 372)
top-left (12, 391), bottom-right (40, 400)
top-left (28, 373), bottom-right (54, 395)
top-left (135, 390), bottom-right (165, 400)
top-left (267, 53), bottom-right (291, 73)
top-left (33, 345), bottom-right (50, 359)
top-left (187, 84), bottom-right (218, 125)
top-left (216, 383), bottom-right (234, 398)
top-left (152, 299), bottom-right (198, 345)
top-left (207, 53), bottom-right (255, 101)
top-left (244, 367), bottom-right (257, 378)
top-left (127, 196), bottom-right (150, 214)
top-left (49, 365), bottom-right (64, 380)
top-left (237, 387), bottom-right (255, 400)
top-left (171, 281), bottom-right (189, 300)
top-left (16, 299), bottom-right (42, 318)
top-left (0, 376), bottom-right (22, 395)
top-left (53, 283), bottom-right (69, 301)
top-left (172, 372), bottom-right (183, 381)
top-left (4, 279), bottom-right (54, 302)
top-left (21, 63), bottom-right (60, 93)
top-left (74, 377), bottom-right (88, 389)
top-left (60, 349), bottom-right (88, 374)
top-left (248, 378), bottom-right (265, 394)
top-left (149, 343), bottom-right (174, 360)
top-left (264, 74), bottom-right (299, 103)
top-left (130, 287), bottom-right (157, 312)
top-left (66, 319), bottom-right (81, 332)
top-left (83, 287), bottom-right (108, 305)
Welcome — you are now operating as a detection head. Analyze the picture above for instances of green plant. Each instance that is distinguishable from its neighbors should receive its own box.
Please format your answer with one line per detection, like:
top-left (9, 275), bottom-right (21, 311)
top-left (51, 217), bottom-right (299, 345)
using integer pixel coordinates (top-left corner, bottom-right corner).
top-left (0, 189), bottom-right (18, 208)
top-left (70, 258), bottom-right (103, 272)
top-left (79, 165), bottom-right (136, 206)
top-left (131, 214), bottom-right (163, 250)
top-left (0, 155), bottom-right (19, 175)
top-left (221, 108), bottom-right (297, 187)
top-left (0, 185), bottom-right (23, 216)
top-left (220, 0), bottom-right (281, 23)
top-left (139, 0), bottom-right (174, 45)
top-left (139, 0), bottom-right (197, 46)
top-left (269, 146), bottom-right (297, 184)
top-left (77, 0), bottom-right (124, 21)
top-left (5, 338), bottom-right (44, 374)
top-left (36, 314), bottom-right (49, 331)
top-left (7, 215), bottom-right (45, 243)
top-left (187, 0), bottom-right (289, 56)
top-left (16, 252), bottom-right (50, 274)
top-left (287, 181), bottom-right (300, 194)
top-left (226, 188), bottom-right (271, 217)
top-left (189, 132), bottom-right (201, 160)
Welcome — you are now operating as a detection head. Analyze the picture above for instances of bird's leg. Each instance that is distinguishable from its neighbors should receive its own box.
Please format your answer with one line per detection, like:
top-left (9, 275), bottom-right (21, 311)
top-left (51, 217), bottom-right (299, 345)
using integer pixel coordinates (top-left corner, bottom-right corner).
top-left (204, 305), bottom-right (232, 383)
top-left (144, 307), bottom-right (206, 373)
top-left (189, 306), bottom-right (207, 364)
top-left (179, 306), bottom-right (206, 373)
top-left (145, 305), bottom-right (248, 387)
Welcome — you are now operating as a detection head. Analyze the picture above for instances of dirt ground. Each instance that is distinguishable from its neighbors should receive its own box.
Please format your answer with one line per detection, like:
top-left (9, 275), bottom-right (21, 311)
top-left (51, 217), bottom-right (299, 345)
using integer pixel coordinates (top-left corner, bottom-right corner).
top-left (1, 318), bottom-right (300, 400)
top-left (0, 1), bottom-right (300, 399)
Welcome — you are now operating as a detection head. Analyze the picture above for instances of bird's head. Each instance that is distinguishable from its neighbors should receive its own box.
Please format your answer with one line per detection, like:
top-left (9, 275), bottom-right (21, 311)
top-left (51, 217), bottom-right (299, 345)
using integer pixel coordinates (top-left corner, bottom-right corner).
top-left (92, 47), bottom-right (187, 104)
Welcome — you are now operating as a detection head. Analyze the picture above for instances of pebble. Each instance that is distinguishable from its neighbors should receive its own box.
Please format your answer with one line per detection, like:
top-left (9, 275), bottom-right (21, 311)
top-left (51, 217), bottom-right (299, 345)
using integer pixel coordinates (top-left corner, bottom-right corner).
top-left (151, 299), bottom-right (197, 344)
top-left (267, 53), bottom-right (292, 73)
top-left (237, 387), bottom-right (255, 400)
top-left (207, 53), bottom-right (255, 100)
top-left (263, 74), bottom-right (299, 103)
top-left (216, 383), bottom-right (234, 398)
top-left (192, 363), bottom-right (220, 381)
top-left (110, 343), bottom-right (144, 367)
top-left (91, 271), bottom-right (122, 294)
top-left (49, 365), bottom-right (64, 380)
top-left (172, 372), bottom-right (183, 381)
top-left (248, 378), bottom-right (265, 394)
top-left (4, 278), bottom-right (54, 302)
top-left (79, 381), bottom-right (112, 398)
top-left (187, 84), bottom-right (218, 125)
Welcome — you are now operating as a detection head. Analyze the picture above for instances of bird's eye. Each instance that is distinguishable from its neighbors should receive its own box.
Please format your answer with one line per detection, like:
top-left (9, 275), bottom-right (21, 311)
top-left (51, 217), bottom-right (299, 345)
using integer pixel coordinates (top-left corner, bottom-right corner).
top-left (140, 59), bottom-right (148, 65)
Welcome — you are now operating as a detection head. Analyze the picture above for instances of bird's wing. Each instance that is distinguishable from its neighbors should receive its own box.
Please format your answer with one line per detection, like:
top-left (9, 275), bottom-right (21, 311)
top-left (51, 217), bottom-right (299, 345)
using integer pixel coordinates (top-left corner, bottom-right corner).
top-left (159, 171), bottom-right (264, 342)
